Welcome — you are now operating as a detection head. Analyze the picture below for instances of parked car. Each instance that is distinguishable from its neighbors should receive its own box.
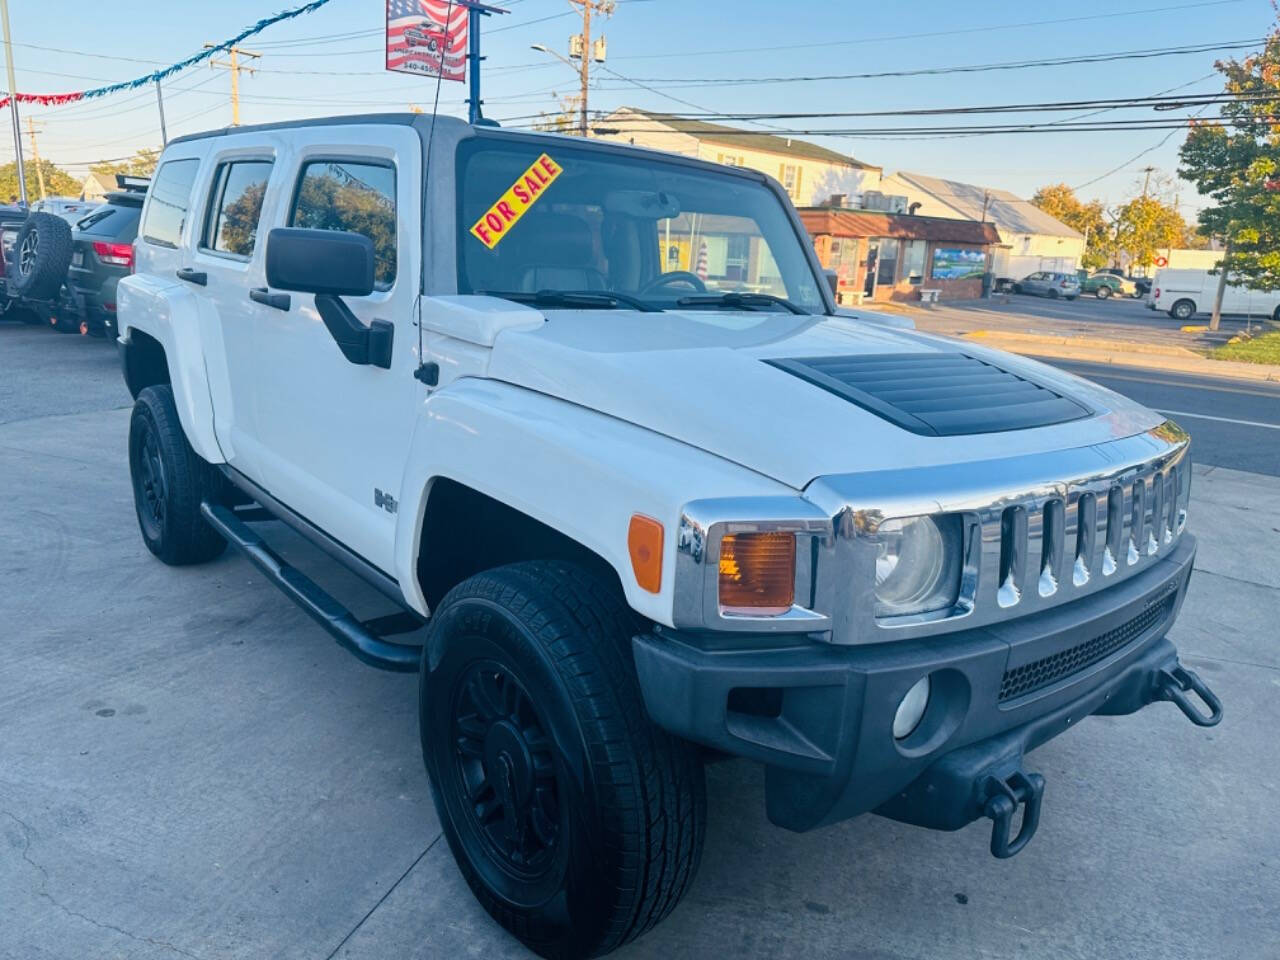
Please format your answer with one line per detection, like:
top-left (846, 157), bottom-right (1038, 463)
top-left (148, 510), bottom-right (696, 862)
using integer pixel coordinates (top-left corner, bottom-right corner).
top-left (1013, 271), bottom-right (1080, 299)
top-left (63, 179), bottom-right (147, 337)
top-left (1080, 272), bottom-right (1138, 299)
top-left (1149, 267), bottom-right (1280, 322)
top-left (32, 196), bottom-right (99, 224)
top-left (117, 115), bottom-right (1221, 959)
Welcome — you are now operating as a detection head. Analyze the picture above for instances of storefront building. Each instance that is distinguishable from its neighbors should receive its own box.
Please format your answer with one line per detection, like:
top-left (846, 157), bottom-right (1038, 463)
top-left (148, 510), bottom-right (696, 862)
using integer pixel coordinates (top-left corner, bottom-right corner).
top-left (799, 208), bottom-right (1000, 305)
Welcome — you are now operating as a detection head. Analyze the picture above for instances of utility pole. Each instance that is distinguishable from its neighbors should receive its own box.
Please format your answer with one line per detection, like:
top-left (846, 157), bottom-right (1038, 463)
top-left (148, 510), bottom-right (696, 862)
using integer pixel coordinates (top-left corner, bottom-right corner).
top-left (206, 44), bottom-right (260, 127)
top-left (0, 0), bottom-right (27, 205)
top-left (1140, 165), bottom-right (1155, 199)
top-left (568, 1), bottom-right (612, 136)
top-left (25, 116), bottom-right (44, 199)
top-left (155, 79), bottom-right (168, 146)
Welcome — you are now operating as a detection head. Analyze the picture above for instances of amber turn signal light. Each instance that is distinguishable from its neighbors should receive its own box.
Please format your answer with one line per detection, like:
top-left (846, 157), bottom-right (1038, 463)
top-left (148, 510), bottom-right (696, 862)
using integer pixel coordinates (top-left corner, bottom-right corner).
top-left (628, 514), bottom-right (664, 593)
top-left (718, 532), bottom-right (796, 614)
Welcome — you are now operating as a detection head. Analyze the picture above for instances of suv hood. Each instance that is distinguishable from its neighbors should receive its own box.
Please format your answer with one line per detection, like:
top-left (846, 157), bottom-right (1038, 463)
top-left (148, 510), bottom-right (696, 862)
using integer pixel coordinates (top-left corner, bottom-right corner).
top-left (486, 309), bottom-right (1165, 489)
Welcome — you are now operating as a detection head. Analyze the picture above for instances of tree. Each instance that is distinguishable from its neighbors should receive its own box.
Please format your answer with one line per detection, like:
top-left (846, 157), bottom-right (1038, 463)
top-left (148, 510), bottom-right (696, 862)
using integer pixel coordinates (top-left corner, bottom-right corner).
top-left (0, 159), bottom-right (81, 202)
top-left (91, 148), bottom-right (160, 179)
top-left (1031, 183), bottom-right (1110, 268)
top-left (1178, 17), bottom-right (1280, 293)
top-left (1112, 195), bottom-right (1188, 271)
top-left (532, 93), bottom-right (584, 135)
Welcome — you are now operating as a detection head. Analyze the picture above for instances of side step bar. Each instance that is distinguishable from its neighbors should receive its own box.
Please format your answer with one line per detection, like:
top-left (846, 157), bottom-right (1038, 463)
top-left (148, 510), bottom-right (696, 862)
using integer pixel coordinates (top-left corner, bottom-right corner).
top-left (201, 502), bottom-right (422, 673)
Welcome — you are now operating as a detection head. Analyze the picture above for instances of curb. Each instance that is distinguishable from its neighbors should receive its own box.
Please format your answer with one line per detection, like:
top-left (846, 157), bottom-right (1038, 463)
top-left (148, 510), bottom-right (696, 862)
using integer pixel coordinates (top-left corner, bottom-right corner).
top-left (962, 331), bottom-right (1280, 383)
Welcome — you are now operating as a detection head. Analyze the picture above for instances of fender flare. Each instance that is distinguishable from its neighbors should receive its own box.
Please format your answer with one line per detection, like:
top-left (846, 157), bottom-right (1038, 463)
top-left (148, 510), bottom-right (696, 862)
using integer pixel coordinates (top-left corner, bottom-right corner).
top-left (392, 379), bottom-right (796, 623)
top-left (117, 274), bottom-right (224, 465)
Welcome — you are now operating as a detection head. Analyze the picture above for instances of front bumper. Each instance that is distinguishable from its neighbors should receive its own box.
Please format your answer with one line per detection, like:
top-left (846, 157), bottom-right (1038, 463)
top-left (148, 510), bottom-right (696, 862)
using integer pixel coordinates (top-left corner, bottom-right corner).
top-left (633, 534), bottom-right (1217, 845)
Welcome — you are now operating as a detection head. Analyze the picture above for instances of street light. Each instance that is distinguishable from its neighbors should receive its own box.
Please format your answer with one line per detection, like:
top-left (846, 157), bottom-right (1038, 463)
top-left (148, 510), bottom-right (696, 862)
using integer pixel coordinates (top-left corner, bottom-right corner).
top-left (530, 43), bottom-right (586, 136)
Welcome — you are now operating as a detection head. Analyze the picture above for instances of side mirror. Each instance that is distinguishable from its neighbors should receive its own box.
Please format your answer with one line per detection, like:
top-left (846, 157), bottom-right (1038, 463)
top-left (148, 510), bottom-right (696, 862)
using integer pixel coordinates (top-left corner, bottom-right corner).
top-left (265, 227), bottom-right (375, 296)
top-left (264, 227), bottom-right (392, 369)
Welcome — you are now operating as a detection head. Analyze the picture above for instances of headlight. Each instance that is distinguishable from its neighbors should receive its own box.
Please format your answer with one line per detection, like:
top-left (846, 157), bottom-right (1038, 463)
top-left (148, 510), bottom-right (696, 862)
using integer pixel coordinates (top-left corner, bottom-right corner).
top-left (872, 515), bottom-right (962, 618)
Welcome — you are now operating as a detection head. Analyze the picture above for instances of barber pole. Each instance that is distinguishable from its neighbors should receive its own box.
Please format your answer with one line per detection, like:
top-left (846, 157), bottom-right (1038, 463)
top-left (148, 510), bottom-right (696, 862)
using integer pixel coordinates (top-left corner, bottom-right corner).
top-left (694, 240), bottom-right (709, 282)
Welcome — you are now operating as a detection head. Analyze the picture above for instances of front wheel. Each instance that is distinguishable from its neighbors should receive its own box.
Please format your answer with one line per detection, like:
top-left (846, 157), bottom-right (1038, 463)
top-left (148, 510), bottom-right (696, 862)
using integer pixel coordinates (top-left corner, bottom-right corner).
top-left (128, 385), bottom-right (228, 565)
top-left (421, 561), bottom-right (706, 959)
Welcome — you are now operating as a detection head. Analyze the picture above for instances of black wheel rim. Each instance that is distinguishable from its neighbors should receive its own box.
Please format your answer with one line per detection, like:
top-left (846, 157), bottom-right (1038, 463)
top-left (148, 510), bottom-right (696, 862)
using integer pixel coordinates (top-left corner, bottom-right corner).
top-left (131, 420), bottom-right (167, 540)
top-left (450, 660), bottom-right (560, 880)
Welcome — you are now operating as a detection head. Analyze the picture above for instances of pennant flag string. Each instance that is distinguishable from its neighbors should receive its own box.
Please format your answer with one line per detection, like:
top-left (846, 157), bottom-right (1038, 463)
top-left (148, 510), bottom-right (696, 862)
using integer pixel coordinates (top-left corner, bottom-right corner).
top-left (0, 0), bottom-right (334, 110)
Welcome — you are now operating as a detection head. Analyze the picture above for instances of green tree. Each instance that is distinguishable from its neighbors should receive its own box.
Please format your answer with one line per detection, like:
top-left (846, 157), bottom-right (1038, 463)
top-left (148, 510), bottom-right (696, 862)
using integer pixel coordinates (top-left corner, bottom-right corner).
top-left (1178, 20), bottom-right (1280, 292)
top-left (91, 148), bottom-right (161, 179)
top-left (0, 159), bottom-right (81, 203)
top-left (1112, 195), bottom-right (1188, 270)
top-left (1031, 183), bottom-right (1111, 268)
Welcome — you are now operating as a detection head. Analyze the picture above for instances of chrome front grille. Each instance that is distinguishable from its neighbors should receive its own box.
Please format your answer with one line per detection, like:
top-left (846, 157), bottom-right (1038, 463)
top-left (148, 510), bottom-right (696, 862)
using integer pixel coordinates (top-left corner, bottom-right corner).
top-left (804, 423), bottom-right (1192, 645)
top-left (987, 457), bottom-right (1190, 613)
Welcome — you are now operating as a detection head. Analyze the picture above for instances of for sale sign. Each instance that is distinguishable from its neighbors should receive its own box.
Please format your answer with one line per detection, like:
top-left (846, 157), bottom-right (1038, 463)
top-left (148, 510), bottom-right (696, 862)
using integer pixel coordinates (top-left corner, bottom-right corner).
top-left (386, 0), bottom-right (468, 82)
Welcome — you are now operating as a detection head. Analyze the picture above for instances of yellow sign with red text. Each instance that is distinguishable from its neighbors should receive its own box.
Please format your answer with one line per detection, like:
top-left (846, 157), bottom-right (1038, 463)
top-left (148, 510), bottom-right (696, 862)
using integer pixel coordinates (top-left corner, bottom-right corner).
top-left (469, 153), bottom-right (563, 249)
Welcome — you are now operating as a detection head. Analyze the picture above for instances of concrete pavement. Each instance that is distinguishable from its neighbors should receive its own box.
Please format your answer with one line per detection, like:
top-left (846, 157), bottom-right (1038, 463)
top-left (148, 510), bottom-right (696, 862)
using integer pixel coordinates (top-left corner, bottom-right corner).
top-left (2, 322), bottom-right (1278, 960)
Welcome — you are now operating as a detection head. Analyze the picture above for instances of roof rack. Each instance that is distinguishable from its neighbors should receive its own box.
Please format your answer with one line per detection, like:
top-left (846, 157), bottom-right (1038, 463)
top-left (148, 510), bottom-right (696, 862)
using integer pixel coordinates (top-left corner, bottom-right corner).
top-left (115, 174), bottom-right (151, 193)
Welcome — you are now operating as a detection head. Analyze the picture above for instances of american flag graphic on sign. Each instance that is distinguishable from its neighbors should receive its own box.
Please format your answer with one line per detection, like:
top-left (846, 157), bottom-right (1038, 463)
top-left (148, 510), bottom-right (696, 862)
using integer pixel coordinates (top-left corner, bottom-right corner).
top-left (386, 0), bottom-right (468, 82)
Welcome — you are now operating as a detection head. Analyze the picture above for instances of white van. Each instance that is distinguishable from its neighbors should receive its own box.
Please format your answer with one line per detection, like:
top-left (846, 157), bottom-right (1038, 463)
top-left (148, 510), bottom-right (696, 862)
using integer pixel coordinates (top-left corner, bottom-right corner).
top-left (1150, 267), bottom-right (1280, 322)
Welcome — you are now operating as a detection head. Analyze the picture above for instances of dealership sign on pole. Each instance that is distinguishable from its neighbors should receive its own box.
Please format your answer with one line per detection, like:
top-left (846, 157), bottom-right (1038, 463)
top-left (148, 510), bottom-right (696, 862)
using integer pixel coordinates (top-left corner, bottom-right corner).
top-left (386, 0), bottom-right (468, 82)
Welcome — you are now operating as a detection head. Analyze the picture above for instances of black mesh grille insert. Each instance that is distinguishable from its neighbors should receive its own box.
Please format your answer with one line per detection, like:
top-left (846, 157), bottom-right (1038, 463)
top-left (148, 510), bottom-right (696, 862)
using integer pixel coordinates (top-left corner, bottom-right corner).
top-left (998, 594), bottom-right (1176, 702)
top-left (766, 352), bottom-right (1091, 436)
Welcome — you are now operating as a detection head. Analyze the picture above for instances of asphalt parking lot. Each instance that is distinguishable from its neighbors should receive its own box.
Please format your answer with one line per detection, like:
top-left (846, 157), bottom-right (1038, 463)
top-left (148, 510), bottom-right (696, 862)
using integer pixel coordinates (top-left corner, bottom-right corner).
top-left (2, 320), bottom-right (1279, 960)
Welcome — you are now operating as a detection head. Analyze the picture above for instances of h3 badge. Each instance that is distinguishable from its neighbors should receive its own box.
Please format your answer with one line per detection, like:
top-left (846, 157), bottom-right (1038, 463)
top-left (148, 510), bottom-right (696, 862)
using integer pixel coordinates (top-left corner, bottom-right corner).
top-left (374, 488), bottom-right (398, 515)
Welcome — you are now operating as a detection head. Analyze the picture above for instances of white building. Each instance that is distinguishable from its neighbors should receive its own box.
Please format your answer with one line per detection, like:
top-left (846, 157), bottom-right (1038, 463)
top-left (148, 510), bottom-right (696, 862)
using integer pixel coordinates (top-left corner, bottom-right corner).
top-left (595, 108), bottom-right (882, 206)
top-left (881, 172), bottom-right (1085, 279)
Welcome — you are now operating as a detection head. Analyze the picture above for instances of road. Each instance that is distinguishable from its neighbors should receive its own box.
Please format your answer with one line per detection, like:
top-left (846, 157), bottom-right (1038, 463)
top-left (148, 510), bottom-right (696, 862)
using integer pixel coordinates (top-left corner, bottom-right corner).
top-left (1041, 358), bottom-right (1280, 476)
top-left (2, 319), bottom-right (1278, 960)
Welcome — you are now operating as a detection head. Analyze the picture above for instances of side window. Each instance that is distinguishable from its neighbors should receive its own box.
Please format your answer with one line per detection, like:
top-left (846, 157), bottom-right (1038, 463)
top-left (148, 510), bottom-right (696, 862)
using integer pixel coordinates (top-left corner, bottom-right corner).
top-left (290, 159), bottom-right (397, 288)
top-left (141, 158), bottom-right (200, 248)
top-left (202, 160), bottom-right (274, 258)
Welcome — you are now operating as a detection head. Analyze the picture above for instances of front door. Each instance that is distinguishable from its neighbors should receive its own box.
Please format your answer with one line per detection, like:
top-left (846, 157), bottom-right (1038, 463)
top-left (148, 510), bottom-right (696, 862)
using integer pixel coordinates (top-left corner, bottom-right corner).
top-left (226, 127), bottom-right (423, 576)
top-left (864, 240), bottom-right (879, 298)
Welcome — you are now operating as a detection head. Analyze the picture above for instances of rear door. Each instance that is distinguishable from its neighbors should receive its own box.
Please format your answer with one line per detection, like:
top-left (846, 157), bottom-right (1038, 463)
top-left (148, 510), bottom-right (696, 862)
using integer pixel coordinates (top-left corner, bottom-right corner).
top-left (185, 141), bottom-right (286, 474)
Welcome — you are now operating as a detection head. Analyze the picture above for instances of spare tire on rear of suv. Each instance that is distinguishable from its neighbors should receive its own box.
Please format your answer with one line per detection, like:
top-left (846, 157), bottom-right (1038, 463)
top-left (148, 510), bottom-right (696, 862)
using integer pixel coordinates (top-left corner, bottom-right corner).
top-left (9, 212), bottom-right (73, 301)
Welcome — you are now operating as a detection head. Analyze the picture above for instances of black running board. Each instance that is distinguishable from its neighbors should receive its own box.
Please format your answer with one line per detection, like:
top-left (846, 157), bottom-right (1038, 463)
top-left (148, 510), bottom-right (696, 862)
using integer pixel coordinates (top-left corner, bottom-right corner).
top-left (201, 501), bottom-right (421, 673)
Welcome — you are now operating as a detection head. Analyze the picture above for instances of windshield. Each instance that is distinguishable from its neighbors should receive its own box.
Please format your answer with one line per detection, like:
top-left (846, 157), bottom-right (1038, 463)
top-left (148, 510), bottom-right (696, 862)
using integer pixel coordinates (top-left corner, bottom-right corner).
top-left (455, 137), bottom-right (827, 314)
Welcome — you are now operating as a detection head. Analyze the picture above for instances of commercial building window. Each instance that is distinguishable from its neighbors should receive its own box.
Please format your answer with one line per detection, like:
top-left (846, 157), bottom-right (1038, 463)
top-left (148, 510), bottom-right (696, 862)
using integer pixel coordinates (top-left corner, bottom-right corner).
top-left (716, 153), bottom-right (745, 166)
top-left (140, 158), bottom-right (200, 248)
top-left (290, 159), bottom-right (398, 288)
top-left (202, 160), bottom-right (274, 258)
top-left (779, 164), bottom-right (802, 199)
top-left (875, 237), bottom-right (900, 285)
top-left (902, 239), bottom-right (927, 281)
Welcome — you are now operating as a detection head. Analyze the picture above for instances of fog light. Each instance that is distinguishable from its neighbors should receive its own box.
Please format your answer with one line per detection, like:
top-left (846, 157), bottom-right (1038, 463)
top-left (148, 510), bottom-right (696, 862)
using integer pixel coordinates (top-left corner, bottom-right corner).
top-left (893, 675), bottom-right (931, 739)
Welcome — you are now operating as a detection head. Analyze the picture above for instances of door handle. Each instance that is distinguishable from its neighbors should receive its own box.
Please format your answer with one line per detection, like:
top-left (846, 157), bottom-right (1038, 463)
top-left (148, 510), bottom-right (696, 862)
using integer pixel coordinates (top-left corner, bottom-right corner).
top-left (250, 287), bottom-right (291, 311)
top-left (176, 267), bottom-right (207, 286)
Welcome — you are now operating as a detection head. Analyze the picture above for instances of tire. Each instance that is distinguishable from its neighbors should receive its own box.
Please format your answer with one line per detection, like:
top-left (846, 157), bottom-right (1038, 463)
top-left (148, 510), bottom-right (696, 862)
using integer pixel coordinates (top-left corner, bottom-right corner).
top-left (1096, 285), bottom-right (1112, 299)
top-left (128, 385), bottom-right (228, 565)
top-left (10, 212), bottom-right (73, 301)
top-left (1048, 287), bottom-right (1060, 300)
top-left (1272, 304), bottom-right (1280, 324)
top-left (1170, 299), bottom-right (1196, 321)
top-left (421, 561), bottom-right (706, 959)
top-left (1012, 283), bottom-right (1022, 294)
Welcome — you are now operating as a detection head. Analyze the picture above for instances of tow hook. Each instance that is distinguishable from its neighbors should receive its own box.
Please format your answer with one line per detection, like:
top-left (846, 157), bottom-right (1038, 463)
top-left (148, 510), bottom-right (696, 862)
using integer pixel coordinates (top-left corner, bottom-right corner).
top-left (1155, 664), bottom-right (1223, 727)
top-left (980, 770), bottom-right (1045, 859)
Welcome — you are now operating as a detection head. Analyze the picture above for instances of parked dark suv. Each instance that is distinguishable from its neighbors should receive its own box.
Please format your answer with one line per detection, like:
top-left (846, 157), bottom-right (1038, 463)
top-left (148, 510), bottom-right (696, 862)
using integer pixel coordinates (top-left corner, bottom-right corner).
top-left (65, 177), bottom-right (148, 337)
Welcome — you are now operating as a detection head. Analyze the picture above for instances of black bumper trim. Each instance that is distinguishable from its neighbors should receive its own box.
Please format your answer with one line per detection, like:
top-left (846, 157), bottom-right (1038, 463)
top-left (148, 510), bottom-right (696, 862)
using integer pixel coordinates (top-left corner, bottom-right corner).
top-left (633, 534), bottom-right (1197, 832)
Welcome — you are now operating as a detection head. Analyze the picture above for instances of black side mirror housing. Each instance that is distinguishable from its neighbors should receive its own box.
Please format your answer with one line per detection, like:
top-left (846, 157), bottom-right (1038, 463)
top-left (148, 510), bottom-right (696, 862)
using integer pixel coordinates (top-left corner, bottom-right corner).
top-left (265, 227), bottom-right (375, 296)
top-left (263, 227), bottom-right (392, 369)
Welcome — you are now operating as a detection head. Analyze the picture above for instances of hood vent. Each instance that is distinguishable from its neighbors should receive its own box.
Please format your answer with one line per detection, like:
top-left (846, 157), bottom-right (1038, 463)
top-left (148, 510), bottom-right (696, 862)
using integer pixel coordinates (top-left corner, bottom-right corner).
top-left (766, 352), bottom-right (1091, 436)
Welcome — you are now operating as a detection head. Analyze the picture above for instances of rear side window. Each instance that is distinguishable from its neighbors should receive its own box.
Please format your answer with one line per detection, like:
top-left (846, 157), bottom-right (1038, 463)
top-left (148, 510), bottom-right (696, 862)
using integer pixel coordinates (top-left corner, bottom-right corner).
top-left (289, 160), bottom-right (397, 288)
top-left (202, 160), bottom-right (274, 258)
top-left (141, 158), bottom-right (200, 248)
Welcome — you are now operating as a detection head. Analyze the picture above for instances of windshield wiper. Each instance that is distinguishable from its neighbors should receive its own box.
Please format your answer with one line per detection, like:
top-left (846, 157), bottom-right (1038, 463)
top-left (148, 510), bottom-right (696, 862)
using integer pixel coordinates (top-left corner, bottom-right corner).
top-left (674, 292), bottom-right (808, 315)
top-left (477, 289), bottom-right (662, 312)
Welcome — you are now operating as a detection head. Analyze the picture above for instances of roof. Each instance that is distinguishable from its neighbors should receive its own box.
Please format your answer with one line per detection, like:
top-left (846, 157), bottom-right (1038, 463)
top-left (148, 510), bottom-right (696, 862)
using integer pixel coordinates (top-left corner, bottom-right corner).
top-left (798, 208), bottom-right (1000, 245)
top-left (886, 172), bottom-right (1082, 240)
top-left (606, 108), bottom-right (880, 171)
top-left (83, 171), bottom-right (116, 191)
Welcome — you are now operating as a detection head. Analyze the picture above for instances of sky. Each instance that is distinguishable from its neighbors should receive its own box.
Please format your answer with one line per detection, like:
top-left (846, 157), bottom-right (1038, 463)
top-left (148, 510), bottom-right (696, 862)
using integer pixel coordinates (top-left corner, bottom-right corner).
top-left (1, 0), bottom-right (1275, 217)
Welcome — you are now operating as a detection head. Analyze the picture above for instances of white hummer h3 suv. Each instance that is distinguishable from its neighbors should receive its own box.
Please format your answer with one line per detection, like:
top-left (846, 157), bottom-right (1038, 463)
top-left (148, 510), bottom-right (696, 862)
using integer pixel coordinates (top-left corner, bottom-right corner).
top-left (117, 114), bottom-right (1221, 959)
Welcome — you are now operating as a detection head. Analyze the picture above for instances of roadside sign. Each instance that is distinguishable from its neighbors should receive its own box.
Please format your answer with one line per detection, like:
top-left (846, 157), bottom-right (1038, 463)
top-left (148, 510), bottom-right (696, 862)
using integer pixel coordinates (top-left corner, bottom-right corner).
top-left (386, 0), bottom-right (468, 81)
